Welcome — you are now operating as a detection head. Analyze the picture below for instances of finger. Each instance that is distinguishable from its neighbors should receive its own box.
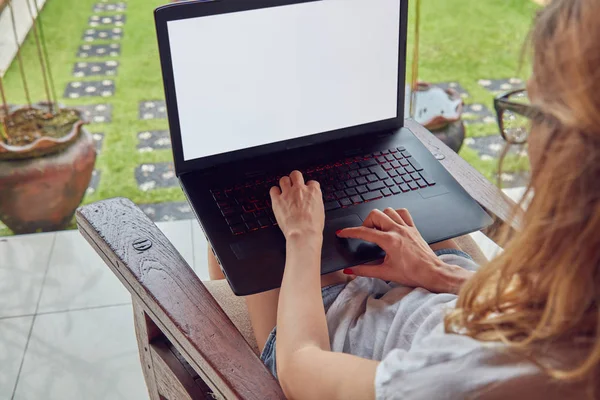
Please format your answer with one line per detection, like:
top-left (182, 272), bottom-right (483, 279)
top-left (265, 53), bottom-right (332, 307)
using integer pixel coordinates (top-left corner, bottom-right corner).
top-left (396, 208), bottom-right (415, 227)
top-left (337, 226), bottom-right (390, 248)
top-left (289, 170), bottom-right (304, 186)
top-left (269, 185), bottom-right (281, 199)
top-left (307, 180), bottom-right (322, 196)
top-left (307, 180), bottom-right (320, 189)
top-left (279, 175), bottom-right (291, 191)
top-left (363, 209), bottom-right (397, 231)
top-left (383, 207), bottom-right (404, 225)
top-left (343, 263), bottom-right (388, 280)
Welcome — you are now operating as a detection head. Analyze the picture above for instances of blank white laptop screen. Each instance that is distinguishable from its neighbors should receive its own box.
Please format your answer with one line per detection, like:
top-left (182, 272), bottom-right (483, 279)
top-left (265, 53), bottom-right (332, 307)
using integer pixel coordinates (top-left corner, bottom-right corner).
top-left (167, 0), bottom-right (401, 161)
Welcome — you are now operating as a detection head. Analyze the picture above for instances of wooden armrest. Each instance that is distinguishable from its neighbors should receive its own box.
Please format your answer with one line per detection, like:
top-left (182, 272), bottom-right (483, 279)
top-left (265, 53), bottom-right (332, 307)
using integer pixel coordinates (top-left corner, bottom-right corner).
top-left (406, 119), bottom-right (519, 240)
top-left (76, 198), bottom-right (284, 400)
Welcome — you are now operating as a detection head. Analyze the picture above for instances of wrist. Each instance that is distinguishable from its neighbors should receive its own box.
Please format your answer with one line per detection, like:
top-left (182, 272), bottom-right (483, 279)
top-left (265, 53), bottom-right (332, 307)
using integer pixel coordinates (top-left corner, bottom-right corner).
top-left (286, 231), bottom-right (323, 253)
top-left (427, 260), bottom-right (473, 294)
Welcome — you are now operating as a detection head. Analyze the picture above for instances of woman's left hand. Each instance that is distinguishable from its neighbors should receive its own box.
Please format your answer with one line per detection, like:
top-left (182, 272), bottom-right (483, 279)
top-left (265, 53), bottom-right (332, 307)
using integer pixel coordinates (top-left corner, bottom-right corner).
top-left (338, 208), bottom-right (472, 294)
top-left (270, 170), bottom-right (325, 242)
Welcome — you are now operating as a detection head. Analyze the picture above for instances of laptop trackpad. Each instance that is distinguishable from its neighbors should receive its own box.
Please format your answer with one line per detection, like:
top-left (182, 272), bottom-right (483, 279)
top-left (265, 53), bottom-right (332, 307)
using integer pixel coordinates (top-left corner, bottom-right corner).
top-left (322, 214), bottom-right (385, 268)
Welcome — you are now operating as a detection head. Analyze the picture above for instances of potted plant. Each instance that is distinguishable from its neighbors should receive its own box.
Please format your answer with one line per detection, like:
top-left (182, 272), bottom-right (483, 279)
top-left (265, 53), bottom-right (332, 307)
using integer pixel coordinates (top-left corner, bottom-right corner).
top-left (0, 1), bottom-right (96, 234)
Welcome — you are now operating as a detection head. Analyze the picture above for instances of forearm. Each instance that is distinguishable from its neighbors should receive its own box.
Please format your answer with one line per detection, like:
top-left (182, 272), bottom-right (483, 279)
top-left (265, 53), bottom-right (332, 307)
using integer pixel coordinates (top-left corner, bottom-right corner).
top-left (276, 234), bottom-right (331, 391)
top-left (277, 233), bottom-right (329, 356)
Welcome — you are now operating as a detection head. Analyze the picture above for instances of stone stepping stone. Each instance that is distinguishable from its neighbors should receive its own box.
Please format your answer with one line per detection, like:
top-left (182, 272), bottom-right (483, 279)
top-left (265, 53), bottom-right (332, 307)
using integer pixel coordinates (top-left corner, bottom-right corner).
top-left (478, 78), bottom-right (524, 93)
top-left (77, 43), bottom-right (120, 58)
top-left (75, 104), bottom-right (112, 123)
top-left (93, 2), bottom-right (127, 12)
top-left (64, 80), bottom-right (115, 99)
top-left (89, 14), bottom-right (126, 27)
top-left (73, 61), bottom-right (119, 77)
top-left (92, 132), bottom-right (104, 153)
top-left (138, 202), bottom-right (194, 222)
top-left (86, 170), bottom-right (101, 196)
top-left (137, 130), bottom-right (171, 152)
top-left (139, 100), bottom-right (167, 120)
top-left (82, 28), bottom-right (123, 42)
top-left (462, 103), bottom-right (495, 125)
top-left (433, 82), bottom-right (469, 98)
top-left (464, 135), bottom-right (527, 160)
top-left (135, 162), bottom-right (177, 191)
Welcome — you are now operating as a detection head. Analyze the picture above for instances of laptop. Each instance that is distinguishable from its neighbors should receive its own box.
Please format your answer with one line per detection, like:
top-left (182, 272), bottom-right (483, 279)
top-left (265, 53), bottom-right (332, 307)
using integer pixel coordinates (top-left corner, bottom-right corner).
top-left (154, 0), bottom-right (493, 295)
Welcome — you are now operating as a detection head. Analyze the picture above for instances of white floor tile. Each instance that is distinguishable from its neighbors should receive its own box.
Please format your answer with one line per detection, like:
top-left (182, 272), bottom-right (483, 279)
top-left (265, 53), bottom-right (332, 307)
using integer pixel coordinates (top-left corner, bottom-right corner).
top-left (155, 219), bottom-right (194, 268)
top-left (0, 233), bottom-right (55, 318)
top-left (14, 305), bottom-right (148, 400)
top-left (0, 316), bottom-right (33, 399)
top-left (37, 230), bottom-right (130, 313)
top-left (191, 220), bottom-right (210, 281)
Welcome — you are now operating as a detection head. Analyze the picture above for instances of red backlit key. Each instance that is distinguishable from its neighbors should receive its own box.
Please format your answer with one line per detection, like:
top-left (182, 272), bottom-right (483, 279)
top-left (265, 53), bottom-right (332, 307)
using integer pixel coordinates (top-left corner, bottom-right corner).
top-left (230, 224), bottom-right (246, 235)
top-left (362, 191), bottom-right (382, 201)
top-left (340, 198), bottom-right (352, 207)
top-left (324, 201), bottom-right (341, 211)
top-left (246, 221), bottom-right (259, 231)
top-left (351, 195), bottom-right (363, 204)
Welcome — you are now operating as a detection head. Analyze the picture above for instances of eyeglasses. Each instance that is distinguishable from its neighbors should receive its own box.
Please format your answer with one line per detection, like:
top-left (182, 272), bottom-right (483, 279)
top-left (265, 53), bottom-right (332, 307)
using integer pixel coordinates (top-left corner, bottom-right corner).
top-left (493, 89), bottom-right (542, 145)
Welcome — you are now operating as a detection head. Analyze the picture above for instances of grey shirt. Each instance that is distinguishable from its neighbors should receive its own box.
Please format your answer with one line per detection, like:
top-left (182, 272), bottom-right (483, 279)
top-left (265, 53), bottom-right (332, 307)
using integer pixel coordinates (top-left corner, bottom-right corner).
top-left (325, 253), bottom-right (587, 399)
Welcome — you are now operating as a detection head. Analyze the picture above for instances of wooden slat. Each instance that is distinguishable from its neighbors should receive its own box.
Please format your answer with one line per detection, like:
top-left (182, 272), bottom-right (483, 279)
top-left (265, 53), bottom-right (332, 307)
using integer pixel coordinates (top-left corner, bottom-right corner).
top-left (406, 119), bottom-right (519, 238)
top-left (76, 198), bottom-right (285, 400)
top-left (133, 301), bottom-right (161, 400)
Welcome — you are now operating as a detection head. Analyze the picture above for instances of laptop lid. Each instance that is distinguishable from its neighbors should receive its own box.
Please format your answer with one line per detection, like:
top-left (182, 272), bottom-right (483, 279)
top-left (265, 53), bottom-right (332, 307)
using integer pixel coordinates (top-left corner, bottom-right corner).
top-left (155, 0), bottom-right (408, 176)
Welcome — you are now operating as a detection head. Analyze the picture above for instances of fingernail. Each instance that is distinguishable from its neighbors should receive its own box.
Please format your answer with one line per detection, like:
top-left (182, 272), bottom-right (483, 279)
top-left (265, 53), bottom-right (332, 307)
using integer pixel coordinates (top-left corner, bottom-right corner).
top-left (343, 268), bottom-right (353, 275)
top-left (335, 229), bottom-right (342, 235)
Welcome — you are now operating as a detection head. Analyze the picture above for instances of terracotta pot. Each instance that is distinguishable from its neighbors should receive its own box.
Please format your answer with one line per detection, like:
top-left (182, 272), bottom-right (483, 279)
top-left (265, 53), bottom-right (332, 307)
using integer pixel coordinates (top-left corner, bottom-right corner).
top-left (0, 104), bottom-right (85, 159)
top-left (0, 127), bottom-right (96, 234)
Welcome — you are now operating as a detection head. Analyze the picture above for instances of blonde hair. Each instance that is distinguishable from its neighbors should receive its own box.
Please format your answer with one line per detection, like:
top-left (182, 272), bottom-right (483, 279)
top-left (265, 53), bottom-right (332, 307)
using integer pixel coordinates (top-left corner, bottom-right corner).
top-left (445, 0), bottom-right (600, 387)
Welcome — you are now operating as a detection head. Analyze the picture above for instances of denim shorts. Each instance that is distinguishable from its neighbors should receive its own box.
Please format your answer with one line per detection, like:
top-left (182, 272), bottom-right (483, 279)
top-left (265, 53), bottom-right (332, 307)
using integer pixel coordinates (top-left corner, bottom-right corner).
top-left (259, 248), bottom-right (473, 378)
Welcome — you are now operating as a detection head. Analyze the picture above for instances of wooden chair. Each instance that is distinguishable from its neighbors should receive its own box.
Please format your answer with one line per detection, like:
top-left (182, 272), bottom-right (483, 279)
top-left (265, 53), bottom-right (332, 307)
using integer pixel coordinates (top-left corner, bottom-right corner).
top-left (75, 120), bottom-right (516, 399)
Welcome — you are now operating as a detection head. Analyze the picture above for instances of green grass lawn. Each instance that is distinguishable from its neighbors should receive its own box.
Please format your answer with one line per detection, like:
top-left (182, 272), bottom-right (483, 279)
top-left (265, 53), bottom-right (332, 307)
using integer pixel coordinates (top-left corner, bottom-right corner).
top-left (0, 0), bottom-right (538, 235)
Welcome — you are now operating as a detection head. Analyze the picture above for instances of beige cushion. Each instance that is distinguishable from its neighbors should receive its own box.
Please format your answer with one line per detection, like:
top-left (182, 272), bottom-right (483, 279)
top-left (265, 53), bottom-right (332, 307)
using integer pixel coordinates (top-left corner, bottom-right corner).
top-left (203, 234), bottom-right (487, 356)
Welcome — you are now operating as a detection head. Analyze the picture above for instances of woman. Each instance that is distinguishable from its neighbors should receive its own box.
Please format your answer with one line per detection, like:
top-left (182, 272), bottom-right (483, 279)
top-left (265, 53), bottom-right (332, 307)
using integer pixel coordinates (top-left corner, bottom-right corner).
top-left (209, 0), bottom-right (600, 398)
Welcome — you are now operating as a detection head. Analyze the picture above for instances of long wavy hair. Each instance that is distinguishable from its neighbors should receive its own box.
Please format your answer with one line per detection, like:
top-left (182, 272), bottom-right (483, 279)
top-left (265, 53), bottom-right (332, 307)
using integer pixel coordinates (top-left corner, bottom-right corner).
top-left (445, 0), bottom-right (600, 389)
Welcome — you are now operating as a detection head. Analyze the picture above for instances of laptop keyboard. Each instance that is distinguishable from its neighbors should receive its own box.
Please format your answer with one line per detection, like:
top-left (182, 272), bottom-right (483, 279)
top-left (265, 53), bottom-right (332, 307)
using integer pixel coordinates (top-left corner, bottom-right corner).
top-left (210, 147), bottom-right (437, 236)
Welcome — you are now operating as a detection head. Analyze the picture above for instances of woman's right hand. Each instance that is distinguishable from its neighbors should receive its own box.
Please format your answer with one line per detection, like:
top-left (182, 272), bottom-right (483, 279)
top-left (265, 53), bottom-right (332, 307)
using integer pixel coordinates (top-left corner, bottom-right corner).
top-left (337, 208), bottom-right (472, 294)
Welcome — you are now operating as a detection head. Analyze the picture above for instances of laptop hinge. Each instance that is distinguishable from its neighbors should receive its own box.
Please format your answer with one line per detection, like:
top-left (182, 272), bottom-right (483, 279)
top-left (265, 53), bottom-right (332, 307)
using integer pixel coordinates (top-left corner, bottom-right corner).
top-left (343, 148), bottom-right (363, 157)
top-left (376, 129), bottom-right (395, 137)
top-left (244, 169), bottom-right (267, 178)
